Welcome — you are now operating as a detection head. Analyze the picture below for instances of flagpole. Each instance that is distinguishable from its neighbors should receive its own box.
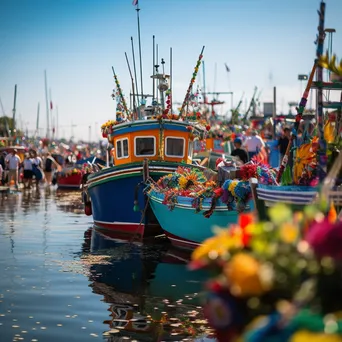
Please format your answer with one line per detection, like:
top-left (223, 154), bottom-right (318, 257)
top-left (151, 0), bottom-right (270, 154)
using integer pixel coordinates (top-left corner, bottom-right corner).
top-left (135, 0), bottom-right (144, 105)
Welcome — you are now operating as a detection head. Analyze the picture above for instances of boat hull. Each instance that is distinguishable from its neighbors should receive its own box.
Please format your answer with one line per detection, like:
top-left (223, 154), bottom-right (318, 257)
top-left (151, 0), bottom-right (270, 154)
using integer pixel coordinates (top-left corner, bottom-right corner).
top-left (256, 184), bottom-right (318, 206)
top-left (148, 191), bottom-right (244, 249)
top-left (57, 172), bottom-right (82, 189)
top-left (86, 162), bottom-right (183, 238)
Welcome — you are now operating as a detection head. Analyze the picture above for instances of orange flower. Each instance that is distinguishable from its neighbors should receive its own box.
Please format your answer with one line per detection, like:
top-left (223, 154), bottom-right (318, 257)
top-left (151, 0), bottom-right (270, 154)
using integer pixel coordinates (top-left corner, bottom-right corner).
top-left (224, 253), bottom-right (273, 297)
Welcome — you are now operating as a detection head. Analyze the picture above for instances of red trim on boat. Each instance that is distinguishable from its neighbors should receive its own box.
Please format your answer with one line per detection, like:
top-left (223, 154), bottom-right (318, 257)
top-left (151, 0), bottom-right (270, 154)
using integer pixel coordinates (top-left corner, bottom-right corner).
top-left (93, 220), bottom-right (145, 238)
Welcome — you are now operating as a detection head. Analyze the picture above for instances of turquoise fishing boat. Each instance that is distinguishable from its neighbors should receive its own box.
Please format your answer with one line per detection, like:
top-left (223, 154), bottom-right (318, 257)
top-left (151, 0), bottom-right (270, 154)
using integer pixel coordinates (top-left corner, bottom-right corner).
top-left (148, 191), bottom-right (248, 249)
top-left (146, 167), bottom-right (252, 249)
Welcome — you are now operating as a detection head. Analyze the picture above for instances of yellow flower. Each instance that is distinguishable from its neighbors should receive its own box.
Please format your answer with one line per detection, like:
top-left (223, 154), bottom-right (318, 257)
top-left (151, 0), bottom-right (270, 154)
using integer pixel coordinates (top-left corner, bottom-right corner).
top-left (223, 253), bottom-right (273, 297)
top-left (279, 222), bottom-right (298, 244)
top-left (191, 229), bottom-right (242, 261)
top-left (178, 176), bottom-right (188, 189)
top-left (290, 331), bottom-right (342, 342)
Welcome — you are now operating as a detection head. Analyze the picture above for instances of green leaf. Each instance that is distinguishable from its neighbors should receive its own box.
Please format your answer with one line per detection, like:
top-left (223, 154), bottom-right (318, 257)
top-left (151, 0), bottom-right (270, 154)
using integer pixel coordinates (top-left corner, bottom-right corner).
top-left (268, 203), bottom-right (293, 226)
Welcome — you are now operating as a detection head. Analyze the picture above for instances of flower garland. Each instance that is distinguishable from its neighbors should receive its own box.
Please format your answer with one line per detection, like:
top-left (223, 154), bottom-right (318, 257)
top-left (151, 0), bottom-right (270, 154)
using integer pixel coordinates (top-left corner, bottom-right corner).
top-left (240, 162), bottom-right (277, 185)
top-left (189, 198), bottom-right (342, 342)
top-left (179, 46), bottom-right (204, 118)
top-left (148, 166), bottom-right (251, 217)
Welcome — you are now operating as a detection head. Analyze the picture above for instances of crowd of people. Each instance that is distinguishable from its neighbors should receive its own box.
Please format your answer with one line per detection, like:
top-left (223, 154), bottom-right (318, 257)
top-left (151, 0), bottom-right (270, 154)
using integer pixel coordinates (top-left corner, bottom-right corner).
top-left (0, 149), bottom-right (59, 190)
top-left (228, 126), bottom-right (291, 166)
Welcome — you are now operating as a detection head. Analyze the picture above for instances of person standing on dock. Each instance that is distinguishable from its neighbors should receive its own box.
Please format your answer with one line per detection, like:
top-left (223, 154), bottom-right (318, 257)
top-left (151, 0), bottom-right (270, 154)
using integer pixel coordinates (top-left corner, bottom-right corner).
top-left (23, 153), bottom-right (33, 189)
top-left (31, 150), bottom-right (43, 189)
top-left (5, 149), bottom-right (21, 189)
top-left (243, 130), bottom-right (265, 161)
top-left (231, 137), bottom-right (248, 164)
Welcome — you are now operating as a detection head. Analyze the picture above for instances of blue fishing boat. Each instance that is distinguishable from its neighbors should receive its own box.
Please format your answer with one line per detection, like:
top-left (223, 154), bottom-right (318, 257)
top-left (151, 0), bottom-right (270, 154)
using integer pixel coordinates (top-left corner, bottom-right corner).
top-left (85, 118), bottom-right (208, 238)
top-left (84, 45), bottom-right (213, 239)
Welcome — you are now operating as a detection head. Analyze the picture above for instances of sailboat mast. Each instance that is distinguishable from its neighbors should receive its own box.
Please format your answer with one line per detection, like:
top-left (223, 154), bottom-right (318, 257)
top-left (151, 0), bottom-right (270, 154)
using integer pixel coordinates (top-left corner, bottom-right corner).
top-left (125, 52), bottom-right (137, 118)
top-left (36, 102), bottom-right (40, 137)
top-left (44, 70), bottom-right (50, 138)
top-left (202, 60), bottom-right (206, 103)
top-left (152, 35), bottom-right (155, 101)
top-left (131, 36), bottom-right (140, 107)
top-left (12, 84), bottom-right (17, 137)
top-left (170, 47), bottom-right (173, 113)
top-left (135, 2), bottom-right (144, 103)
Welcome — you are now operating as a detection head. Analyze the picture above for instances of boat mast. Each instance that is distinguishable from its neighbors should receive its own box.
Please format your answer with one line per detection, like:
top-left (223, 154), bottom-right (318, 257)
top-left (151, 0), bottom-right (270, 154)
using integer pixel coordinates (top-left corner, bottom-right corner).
top-left (36, 102), bottom-right (40, 137)
top-left (152, 36), bottom-right (155, 103)
top-left (44, 70), bottom-right (50, 139)
top-left (316, 1), bottom-right (327, 181)
top-left (131, 36), bottom-right (140, 111)
top-left (134, 1), bottom-right (144, 105)
top-left (12, 84), bottom-right (17, 138)
top-left (170, 47), bottom-right (173, 113)
top-left (125, 52), bottom-right (137, 118)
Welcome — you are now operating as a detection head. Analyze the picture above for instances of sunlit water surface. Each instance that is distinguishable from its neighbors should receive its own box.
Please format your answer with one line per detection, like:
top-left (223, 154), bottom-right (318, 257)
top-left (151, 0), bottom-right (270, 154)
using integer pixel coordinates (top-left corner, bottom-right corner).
top-left (0, 188), bottom-right (214, 342)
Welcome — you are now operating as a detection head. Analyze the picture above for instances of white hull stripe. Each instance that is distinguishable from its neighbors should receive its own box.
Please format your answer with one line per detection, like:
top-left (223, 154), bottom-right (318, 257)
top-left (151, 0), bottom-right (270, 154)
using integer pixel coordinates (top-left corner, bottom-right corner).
top-left (94, 220), bottom-right (141, 226)
top-left (88, 166), bottom-right (177, 185)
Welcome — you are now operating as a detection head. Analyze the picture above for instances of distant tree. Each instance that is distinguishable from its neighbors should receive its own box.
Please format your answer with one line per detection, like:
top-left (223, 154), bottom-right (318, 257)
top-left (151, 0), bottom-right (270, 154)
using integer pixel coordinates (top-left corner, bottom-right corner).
top-left (0, 116), bottom-right (23, 137)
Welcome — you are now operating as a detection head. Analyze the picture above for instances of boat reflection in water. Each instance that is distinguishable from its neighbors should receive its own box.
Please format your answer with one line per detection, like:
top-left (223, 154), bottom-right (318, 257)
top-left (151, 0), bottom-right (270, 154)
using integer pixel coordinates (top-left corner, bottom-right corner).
top-left (83, 227), bottom-right (215, 341)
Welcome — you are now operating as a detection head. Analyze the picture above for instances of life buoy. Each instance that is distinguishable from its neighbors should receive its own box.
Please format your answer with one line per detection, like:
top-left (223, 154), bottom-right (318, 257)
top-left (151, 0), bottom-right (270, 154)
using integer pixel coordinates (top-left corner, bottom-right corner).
top-left (84, 202), bottom-right (92, 216)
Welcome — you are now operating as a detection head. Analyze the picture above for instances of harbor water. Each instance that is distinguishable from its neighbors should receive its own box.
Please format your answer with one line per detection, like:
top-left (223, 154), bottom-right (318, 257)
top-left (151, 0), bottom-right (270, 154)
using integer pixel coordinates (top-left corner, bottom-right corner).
top-left (0, 188), bottom-right (213, 342)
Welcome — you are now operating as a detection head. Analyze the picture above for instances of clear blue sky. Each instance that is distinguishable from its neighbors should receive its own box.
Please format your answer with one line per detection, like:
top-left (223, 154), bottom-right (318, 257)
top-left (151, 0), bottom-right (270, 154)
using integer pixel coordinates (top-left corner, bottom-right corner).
top-left (1, 0), bottom-right (342, 141)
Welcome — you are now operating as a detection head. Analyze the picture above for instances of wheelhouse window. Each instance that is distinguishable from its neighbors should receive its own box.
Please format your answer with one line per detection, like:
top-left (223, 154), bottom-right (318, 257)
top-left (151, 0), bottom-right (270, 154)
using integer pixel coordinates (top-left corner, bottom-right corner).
top-left (188, 140), bottom-right (193, 158)
top-left (116, 138), bottom-right (129, 159)
top-left (134, 136), bottom-right (156, 157)
top-left (165, 137), bottom-right (185, 157)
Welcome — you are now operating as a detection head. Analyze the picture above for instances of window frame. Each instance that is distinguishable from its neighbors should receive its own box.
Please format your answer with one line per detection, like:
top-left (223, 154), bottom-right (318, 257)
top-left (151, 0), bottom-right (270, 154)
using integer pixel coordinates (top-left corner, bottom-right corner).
top-left (115, 138), bottom-right (129, 160)
top-left (134, 136), bottom-right (156, 157)
top-left (165, 136), bottom-right (185, 158)
top-left (188, 140), bottom-right (193, 159)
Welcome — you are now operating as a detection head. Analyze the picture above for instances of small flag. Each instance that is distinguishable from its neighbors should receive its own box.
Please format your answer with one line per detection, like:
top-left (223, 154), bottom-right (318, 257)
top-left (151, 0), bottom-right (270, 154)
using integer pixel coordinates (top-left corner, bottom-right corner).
top-left (132, 0), bottom-right (138, 5)
top-left (50, 101), bottom-right (53, 110)
top-left (225, 63), bottom-right (230, 72)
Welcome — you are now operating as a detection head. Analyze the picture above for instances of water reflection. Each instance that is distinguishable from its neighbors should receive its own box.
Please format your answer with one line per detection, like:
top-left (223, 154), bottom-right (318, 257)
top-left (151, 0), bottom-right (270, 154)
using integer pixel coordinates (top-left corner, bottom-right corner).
top-left (84, 228), bottom-right (214, 341)
top-left (55, 188), bottom-right (84, 214)
top-left (0, 190), bottom-right (214, 341)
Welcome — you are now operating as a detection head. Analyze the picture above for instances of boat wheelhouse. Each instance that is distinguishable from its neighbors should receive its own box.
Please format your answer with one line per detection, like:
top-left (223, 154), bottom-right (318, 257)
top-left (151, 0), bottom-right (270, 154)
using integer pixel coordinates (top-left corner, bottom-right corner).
top-left (85, 116), bottom-right (207, 239)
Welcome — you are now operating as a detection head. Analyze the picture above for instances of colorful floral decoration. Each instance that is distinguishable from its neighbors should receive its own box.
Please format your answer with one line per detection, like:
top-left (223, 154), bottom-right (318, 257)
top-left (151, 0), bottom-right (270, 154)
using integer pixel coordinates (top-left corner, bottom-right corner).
top-left (147, 166), bottom-right (251, 217)
top-left (112, 69), bottom-right (129, 116)
top-left (179, 47), bottom-right (204, 118)
top-left (240, 162), bottom-right (277, 185)
top-left (189, 198), bottom-right (342, 342)
top-left (163, 89), bottom-right (172, 117)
